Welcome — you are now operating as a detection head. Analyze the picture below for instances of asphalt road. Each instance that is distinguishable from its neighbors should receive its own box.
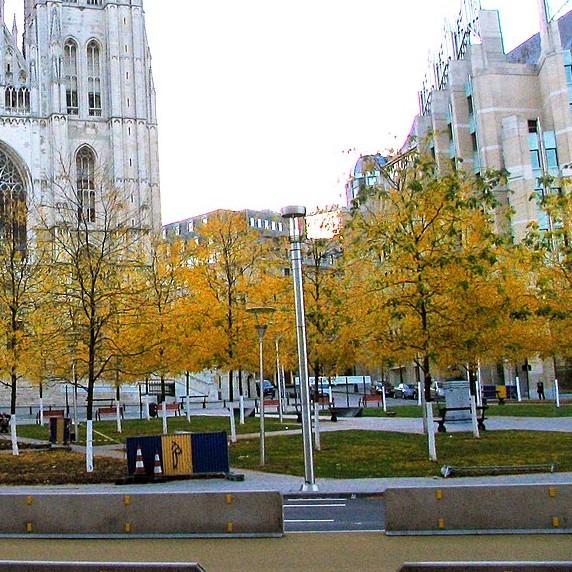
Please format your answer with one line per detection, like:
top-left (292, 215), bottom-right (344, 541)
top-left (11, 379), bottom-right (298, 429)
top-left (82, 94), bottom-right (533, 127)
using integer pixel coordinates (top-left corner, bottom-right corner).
top-left (283, 495), bottom-right (384, 532)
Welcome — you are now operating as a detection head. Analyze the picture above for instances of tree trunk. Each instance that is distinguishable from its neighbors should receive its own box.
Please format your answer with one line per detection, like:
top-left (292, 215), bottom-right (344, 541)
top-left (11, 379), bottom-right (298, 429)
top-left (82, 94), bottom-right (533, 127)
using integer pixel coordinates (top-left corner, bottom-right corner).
top-left (423, 353), bottom-right (432, 403)
top-left (10, 370), bottom-right (18, 456)
top-left (468, 363), bottom-right (478, 396)
top-left (228, 369), bottom-right (234, 402)
top-left (160, 373), bottom-right (166, 403)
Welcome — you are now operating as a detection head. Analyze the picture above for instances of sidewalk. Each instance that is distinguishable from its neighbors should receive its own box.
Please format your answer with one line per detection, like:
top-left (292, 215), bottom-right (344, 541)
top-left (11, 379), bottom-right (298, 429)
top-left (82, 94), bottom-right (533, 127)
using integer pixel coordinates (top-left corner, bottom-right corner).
top-left (0, 463), bottom-right (570, 496)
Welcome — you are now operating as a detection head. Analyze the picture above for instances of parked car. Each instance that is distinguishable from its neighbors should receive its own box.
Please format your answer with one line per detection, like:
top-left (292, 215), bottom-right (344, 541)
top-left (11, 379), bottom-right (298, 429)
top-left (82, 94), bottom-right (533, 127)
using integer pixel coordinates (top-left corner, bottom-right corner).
top-left (394, 383), bottom-right (417, 400)
top-left (371, 381), bottom-right (395, 398)
top-left (257, 380), bottom-right (276, 398)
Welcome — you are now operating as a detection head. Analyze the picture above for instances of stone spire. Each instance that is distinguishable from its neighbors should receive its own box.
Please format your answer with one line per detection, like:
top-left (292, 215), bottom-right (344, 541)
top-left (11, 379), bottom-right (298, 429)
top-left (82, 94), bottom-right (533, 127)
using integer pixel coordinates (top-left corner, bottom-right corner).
top-left (0, 0), bottom-right (4, 24)
top-left (11, 13), bottom-right (17, 39)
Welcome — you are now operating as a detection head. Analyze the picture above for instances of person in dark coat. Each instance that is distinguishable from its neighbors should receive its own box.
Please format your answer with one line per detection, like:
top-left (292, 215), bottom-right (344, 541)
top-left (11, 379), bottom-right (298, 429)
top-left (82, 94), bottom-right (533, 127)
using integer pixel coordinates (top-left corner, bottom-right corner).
top-left (537, 380), bottom-right (546, 400)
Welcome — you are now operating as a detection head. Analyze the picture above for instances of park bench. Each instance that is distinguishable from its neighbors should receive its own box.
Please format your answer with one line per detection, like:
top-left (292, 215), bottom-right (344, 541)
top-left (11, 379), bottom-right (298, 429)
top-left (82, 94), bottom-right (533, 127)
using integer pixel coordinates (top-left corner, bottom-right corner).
top-left (157, 402), bottom-right (181, 416)
top-left (95, 404), bottom-right (125, 421)
top-left (0, 413), bottom-right (9, 433)
top-left (36, 409), bottom-right (65, 424)
top-left (434, 405), bottom-right (488, 433)
top-left (179, 395), bottom-right (209, 409)
top-left (294, 403), bottom-right (363, 422)
top-left (359, 394), bottom-right (383, 408)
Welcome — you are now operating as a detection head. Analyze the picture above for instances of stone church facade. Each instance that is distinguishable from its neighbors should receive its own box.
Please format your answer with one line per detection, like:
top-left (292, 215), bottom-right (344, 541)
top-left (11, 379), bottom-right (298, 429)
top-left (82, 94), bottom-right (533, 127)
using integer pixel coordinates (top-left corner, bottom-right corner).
top-left (0, 0), bottom-right (160, 410)
top-left (0, 0), bottom-right (161, 233)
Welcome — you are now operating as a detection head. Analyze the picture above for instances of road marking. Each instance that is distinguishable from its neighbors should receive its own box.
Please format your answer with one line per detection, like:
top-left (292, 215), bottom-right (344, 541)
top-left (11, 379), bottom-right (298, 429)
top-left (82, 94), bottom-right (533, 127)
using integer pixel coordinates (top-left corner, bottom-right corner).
top-left (285, 498), bottom-right (346, 502)
top-left (284, 504), bottom-right (346, 508)
top-left (287, 529), bottom-right (385, 534)
top-left (284, 519), bottom-right (335, 523)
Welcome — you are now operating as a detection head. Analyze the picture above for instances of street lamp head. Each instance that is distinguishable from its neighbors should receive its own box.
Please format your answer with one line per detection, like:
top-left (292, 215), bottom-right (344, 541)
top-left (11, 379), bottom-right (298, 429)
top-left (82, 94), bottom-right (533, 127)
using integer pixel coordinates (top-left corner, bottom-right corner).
top-left (281, 205), bottom-right (306, 219)
top-left (246, 305), bottom-right (275, 326)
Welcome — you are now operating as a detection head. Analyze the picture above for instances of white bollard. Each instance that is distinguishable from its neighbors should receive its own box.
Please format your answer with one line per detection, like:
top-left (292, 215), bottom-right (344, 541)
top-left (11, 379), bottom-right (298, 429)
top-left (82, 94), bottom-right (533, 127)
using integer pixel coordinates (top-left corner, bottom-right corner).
top-left (555, 379), bottom-right (561, 408)
top-left (161, 401), bottom-right (168, 434)
top-left (382, 386), bottom-right (387, 413)
top-left (425, 402), bottom-right (437, 462)
top-left (239, 395), bottom-right (245, 425)
top-left (39, 397), bottom-right (44, 426)
top-left (313, 401), bottom-right (321, 451)
top-left (115, 398), bottom-right (122, 433)
top-left (186, 393), bottom-right (191, 423)
top-left (515, 375), bottom-right (522, 402)
top-left (229, 408), bottom-right (237, 443)
top-left (417, 382), bottom-right (422, 406)
top-left (470, 395), bottom-right (480, 439)
top-left (86, 420), bottom-right (94, 472)
top-left (144, 395), bottom-right (150, 421)
top-left (10, 414), bottom-right (19, 456)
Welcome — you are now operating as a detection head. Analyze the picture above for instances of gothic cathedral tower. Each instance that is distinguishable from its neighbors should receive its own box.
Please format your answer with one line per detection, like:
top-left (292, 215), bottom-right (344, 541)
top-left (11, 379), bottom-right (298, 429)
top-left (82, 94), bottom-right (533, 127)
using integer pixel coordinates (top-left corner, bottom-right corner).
top-left (0, 0), bottom-right (161, 231)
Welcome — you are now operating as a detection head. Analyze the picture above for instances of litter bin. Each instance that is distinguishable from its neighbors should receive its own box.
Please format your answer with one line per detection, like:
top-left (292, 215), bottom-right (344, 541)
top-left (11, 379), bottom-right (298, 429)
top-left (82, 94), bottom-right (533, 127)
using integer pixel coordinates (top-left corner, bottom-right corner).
top-left (49, 417), bottom-right (72, 444)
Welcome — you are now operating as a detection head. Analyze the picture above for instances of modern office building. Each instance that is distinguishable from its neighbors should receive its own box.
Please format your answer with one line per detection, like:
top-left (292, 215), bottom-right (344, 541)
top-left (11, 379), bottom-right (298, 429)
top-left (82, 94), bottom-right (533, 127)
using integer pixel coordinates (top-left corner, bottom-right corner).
top-left (349, 1), bottom-right (572, 396)
top-left (409, 1), bottom-right (572, 395)
top-left (0, 0), bottom-right (161, 233)
top-left (164, 208), bottom-right (288, 241)
top-left (412, 0), bottom-right (572, 242)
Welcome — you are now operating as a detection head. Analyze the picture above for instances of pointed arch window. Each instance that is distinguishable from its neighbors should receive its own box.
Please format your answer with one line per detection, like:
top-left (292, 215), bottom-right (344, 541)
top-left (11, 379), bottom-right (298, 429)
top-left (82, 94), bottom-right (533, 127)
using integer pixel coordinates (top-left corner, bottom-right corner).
top-left (76, 146), bottom-right (96, 223)
top-left (64, 39), bottom-right (79, 115)
top-left (87, 40), bottom-right (102, 116)
top-left (0, 148), bottom-right (26, 250)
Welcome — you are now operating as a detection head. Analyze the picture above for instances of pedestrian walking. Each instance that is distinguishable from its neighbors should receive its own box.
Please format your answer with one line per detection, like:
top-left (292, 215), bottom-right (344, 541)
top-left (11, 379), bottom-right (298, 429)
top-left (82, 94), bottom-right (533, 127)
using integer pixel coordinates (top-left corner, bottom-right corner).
top-left (537, 380), bottom-right (546, 400)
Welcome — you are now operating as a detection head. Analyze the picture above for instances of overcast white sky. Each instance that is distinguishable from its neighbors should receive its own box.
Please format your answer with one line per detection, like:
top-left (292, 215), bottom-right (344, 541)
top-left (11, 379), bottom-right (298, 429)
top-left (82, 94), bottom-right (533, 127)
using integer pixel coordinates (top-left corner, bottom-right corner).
top-left (4, 0), bottom-right (563, 223)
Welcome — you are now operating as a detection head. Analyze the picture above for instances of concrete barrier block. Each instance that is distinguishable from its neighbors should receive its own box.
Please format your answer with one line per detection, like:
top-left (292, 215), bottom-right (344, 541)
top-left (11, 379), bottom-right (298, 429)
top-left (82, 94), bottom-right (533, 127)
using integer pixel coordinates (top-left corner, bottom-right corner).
top-left (399, 564), bottom-right (572, 571)
top-left (385, 484), bottom-right (572, 534)
top-left (0, 563), bottom-right (206, 571)
top-left (0, 491), bottom-right (283, 537)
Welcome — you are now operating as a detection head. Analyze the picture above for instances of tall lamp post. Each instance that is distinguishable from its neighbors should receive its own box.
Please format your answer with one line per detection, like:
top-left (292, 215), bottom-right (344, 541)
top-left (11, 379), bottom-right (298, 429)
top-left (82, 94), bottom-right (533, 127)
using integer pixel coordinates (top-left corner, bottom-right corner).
top-left (281, 205), bottom-right (317, 491)
top-left (246, 306), bottom-right (275, 466)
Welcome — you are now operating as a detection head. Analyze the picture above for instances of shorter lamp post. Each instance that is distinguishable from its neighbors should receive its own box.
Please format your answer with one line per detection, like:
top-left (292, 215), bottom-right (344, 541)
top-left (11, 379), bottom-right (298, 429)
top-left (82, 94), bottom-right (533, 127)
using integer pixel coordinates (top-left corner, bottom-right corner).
top-left (247, 306), bottom-right (275, 466)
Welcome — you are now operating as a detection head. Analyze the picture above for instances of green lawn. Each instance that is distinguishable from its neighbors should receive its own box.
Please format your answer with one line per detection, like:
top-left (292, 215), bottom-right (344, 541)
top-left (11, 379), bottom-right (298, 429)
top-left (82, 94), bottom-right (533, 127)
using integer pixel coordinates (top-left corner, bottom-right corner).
top-left (16, 415), bottom-right (293, 445)
top-left (359, 402), bottom-right (571, 418)
top-left (485, 403), bottom-right (571, 417)
top-left (229, 430), bottom-right (572, 478)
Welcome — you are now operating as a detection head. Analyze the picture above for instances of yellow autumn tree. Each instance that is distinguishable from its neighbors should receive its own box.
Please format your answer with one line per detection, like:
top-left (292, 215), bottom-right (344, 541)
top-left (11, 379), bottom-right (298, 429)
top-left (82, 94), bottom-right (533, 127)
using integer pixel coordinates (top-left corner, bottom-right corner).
top-left (345, 151), bottom-right (509, 401)
top-left (182, 211), bottom-right (286, 400)
top-left (0, 198), bottom-right (48, 453)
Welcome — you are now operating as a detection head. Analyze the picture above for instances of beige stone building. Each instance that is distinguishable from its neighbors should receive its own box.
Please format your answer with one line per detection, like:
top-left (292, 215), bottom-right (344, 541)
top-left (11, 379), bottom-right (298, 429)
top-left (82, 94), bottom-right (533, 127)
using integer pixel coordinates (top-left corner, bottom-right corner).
top-left (408, 1), bottom-right (572, 397)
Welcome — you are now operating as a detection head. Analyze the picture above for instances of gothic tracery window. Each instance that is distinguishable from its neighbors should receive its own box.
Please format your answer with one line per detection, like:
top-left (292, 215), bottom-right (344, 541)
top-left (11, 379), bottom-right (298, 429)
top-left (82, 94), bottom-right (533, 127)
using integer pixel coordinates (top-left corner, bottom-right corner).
top-left (5, 86), bottom-right (30, 113)
top-left (0, 149), bottom-right (26, 249)
top-left (87, 40), bottom-right (102, 117)
top-left (76, 146), bottom-right (96, 223)
top-left (64, 39), bottom-right (79, 115)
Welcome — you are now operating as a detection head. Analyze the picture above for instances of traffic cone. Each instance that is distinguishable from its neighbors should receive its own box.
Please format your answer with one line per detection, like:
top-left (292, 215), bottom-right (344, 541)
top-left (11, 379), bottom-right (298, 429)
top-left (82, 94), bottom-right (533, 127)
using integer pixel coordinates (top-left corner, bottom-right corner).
top-left (153, 450), bottom-right (163, 479)
top-left (134, 446), bottom-right (145, 476)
